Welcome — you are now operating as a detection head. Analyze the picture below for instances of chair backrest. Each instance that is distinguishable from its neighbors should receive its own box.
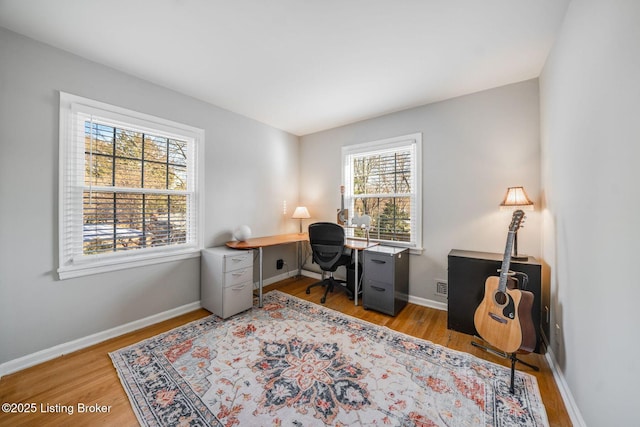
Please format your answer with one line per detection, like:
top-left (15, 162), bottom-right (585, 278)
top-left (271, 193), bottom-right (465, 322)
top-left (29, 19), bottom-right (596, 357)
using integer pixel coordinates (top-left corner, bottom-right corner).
top-left (308, 222), bottom-right (346, 271)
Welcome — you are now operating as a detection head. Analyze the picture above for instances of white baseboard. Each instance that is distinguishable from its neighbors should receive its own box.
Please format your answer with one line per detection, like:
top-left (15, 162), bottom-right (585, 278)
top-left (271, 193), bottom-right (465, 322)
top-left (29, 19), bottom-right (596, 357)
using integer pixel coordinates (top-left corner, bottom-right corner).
top-left (0, 301), bottom-right (202, 378)
top-left (261, 270), bottom-right (321, 291)
top-left (300, 270), bottom-right (322, 280)
top-left (408, 295), bottom-right (447, 311)
top-left (260, 270), bottom-right (303, 287)
top-left (543, 341), bottom-right (587, 427)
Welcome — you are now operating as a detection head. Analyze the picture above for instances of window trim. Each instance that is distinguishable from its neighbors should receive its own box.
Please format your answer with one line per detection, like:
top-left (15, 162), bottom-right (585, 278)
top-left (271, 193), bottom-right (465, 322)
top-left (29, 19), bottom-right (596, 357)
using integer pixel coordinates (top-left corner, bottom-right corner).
top-left (58, 92), bottom-right (204, 279)
top-left (342, 133), bottom-right (423, 253)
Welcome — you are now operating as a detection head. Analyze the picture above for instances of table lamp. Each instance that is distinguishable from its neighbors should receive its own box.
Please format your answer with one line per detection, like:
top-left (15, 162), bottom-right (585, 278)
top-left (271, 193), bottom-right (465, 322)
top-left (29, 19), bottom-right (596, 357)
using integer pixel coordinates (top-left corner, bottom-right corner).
top-left (499, 186), bottom-right (533, 260)
top-left (292, 206), bottom-right (311, 233)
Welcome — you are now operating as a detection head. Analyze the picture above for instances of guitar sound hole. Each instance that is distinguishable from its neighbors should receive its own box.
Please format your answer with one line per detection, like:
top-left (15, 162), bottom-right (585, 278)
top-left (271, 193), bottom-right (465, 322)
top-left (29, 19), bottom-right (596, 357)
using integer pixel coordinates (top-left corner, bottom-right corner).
top-left (494, 291), bottom-right (507, 305)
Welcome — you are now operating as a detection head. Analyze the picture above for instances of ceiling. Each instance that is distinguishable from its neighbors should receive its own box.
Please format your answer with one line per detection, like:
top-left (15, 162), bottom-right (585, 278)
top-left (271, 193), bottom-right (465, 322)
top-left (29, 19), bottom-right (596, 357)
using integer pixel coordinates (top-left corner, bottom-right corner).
top-left (0, 0), bottom-right (570, 136)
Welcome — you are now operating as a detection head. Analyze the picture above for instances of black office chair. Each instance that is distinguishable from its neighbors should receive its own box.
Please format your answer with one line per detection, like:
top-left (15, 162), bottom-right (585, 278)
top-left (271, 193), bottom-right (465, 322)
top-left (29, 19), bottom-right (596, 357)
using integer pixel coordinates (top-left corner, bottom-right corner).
top-left (305, 222), bottom-right (353, 303)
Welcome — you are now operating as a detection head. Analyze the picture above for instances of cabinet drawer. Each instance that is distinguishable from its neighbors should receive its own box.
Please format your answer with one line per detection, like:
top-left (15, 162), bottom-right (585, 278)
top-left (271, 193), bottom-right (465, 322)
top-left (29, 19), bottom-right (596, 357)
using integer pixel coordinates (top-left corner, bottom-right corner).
top-left (224, 251), bottom-right (253, 271)
top-left (222, 281), bottom-right (254, 318)
top-left (363, 279), bottom-right (393, 312)
top-left (364, 255), bottom-right (393, 283)
top-left (224, 267), bottom-right (253, 287)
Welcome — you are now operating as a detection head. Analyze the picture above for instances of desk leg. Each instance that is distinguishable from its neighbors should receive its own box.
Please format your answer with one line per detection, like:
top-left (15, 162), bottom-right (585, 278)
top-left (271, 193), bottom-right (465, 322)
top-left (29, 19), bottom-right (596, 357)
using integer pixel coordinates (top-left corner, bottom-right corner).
top-left (297, 241), bottom-right (302, 277)
top-left (258, 247), bottom-right (264, 308)
top-left (354, 248), bottom-right (359, 306)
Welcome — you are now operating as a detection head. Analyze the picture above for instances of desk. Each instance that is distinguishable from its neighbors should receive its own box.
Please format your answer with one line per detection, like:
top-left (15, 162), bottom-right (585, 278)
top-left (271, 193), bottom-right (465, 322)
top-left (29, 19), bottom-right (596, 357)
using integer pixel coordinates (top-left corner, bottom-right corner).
top-left (227, 233), bottom-right (307, 307)
top-left (226, 233), bottom-right (377, 307)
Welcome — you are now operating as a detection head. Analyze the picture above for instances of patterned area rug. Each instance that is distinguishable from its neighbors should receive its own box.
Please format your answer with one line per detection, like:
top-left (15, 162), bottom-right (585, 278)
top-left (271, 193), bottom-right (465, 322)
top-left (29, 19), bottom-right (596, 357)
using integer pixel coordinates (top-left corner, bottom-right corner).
top-left (110, 290), bottom-right (548, 426)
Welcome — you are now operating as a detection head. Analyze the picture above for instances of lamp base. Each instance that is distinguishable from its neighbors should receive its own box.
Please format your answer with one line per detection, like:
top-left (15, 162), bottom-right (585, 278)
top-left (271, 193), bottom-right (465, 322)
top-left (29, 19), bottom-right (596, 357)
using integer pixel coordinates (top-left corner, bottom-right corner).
top-left (511, 254), bottom-right (529, 261)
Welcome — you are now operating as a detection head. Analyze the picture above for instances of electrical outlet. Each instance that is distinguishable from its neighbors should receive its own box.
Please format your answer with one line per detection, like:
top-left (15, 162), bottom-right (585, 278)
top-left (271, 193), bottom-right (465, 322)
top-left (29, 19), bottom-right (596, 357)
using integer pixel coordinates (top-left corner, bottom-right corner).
top-left (276, 259), bottom-right (284, 270)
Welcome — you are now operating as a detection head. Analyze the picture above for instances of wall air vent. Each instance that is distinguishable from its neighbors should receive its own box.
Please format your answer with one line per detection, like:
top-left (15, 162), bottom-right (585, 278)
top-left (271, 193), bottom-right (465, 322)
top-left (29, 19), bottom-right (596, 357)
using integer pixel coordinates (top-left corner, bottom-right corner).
top-left (436, 280), bottom-right (448, 297)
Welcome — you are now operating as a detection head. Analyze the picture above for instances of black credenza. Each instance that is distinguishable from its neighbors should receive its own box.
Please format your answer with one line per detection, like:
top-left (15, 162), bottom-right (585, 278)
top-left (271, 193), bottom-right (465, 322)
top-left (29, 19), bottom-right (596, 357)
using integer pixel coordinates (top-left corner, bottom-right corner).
top-left (447, 249), bottom-right (543, 353)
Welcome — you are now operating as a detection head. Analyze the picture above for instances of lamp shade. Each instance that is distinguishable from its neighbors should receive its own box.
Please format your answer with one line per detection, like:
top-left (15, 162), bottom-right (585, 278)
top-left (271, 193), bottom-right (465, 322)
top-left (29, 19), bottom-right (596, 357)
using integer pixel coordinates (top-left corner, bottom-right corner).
top-left (292, 206), bottom-right (311, 219)
top-left (500, 186), bottom-right (534, 211)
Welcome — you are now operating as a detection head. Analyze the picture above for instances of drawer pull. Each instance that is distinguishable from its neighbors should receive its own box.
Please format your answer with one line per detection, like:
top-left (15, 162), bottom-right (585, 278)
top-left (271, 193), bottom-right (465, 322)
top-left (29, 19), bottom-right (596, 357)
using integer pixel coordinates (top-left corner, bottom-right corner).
top-left (231, 270), bottom-right (247, 276)
top-left (231, 284), bottom-right (248, 291)
top-left (371, 286), bottom-right (386, 292)
top-left (371, 259), bottom-right (386, 264)
top-left (231, 257), bottom-right (247, 262)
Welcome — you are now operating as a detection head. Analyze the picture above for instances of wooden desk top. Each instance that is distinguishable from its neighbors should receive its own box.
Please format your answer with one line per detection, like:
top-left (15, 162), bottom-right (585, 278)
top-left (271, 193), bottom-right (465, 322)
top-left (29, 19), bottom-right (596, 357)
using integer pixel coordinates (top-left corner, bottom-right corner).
top-left (345, 240), bottom-right (378, 250)
top-left (226, 233), bottom-right (308, 249)
top-left (225, 232), bottom-right (378, 250)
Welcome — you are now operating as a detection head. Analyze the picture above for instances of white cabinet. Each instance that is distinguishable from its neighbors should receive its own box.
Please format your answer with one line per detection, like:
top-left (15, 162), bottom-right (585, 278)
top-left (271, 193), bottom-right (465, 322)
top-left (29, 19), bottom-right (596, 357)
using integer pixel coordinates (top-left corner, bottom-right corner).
top-left (201, 247), bottom-right (254, 318)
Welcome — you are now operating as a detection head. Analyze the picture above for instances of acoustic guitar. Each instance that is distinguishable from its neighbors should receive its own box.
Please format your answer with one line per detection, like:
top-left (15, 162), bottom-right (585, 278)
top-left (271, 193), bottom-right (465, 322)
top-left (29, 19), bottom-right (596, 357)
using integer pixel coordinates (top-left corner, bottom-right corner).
top-left (337, 185), bottom-right (348, 225)
top-left (473, 210), bottom-right (536, 354)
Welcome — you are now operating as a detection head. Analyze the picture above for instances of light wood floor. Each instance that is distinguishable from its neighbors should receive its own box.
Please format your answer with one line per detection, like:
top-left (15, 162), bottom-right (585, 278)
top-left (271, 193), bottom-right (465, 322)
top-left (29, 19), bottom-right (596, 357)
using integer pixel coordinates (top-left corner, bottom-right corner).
top-left (0, 277), bottom-right (571, 426)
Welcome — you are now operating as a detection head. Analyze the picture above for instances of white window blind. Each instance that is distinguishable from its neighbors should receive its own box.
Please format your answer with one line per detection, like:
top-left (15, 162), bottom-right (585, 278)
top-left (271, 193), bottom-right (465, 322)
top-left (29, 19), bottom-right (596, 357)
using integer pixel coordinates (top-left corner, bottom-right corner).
top-left (58, 92), bottom-right (204, 279)
top-left (342, 133), bottom-right (422, 250)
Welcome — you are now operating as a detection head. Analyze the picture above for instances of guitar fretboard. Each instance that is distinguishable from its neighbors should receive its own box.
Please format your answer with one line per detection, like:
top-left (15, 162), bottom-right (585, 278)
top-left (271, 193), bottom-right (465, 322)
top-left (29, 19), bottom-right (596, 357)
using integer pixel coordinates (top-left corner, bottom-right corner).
top-left (498, 230), bottom-right (516, 292)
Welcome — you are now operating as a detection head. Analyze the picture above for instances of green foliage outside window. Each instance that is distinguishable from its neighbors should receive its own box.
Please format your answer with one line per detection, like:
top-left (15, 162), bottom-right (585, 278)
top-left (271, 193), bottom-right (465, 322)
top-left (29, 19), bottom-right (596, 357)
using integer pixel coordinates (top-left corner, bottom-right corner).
top-left (351, 151), bottom-right (412, 242)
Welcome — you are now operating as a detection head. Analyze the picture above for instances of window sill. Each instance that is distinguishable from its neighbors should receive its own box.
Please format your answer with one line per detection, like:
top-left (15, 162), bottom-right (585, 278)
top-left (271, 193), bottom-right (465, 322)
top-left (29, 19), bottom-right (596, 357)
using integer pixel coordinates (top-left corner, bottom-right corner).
top-left (58, 247), bottom-right (201, 280)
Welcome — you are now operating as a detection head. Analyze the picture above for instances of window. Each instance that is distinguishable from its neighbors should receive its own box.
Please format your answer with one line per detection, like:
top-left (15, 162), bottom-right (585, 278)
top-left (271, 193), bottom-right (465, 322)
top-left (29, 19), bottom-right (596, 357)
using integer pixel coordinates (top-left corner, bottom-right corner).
top-left (342, 133), bottom-right (422, 251)
top-left (58, 92), bottom-right (204, 279)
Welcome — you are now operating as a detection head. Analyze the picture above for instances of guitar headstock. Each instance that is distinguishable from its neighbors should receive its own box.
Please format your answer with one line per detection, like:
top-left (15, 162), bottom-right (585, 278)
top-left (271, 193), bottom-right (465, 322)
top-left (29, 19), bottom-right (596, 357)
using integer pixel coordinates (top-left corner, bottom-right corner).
top-left (509, 209), bottom-right (525, 232)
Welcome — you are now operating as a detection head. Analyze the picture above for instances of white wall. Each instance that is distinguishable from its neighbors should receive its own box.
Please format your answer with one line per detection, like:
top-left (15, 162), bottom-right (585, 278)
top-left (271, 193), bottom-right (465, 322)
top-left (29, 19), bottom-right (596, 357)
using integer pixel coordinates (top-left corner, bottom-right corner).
top-left (0, 28), bottom-right (299, 366)
top-left (300, 80), bottom-right (541, 303)
top-left (540, 1), bottom-right (640, 425)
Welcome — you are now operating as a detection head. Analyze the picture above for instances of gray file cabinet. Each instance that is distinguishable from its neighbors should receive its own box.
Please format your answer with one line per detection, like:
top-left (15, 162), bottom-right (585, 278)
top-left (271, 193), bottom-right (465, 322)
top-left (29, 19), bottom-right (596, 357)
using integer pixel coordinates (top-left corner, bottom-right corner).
top-left (201, 246), bottom-right (254, 319)
top-left (362, 246), bottom-right (409, 316)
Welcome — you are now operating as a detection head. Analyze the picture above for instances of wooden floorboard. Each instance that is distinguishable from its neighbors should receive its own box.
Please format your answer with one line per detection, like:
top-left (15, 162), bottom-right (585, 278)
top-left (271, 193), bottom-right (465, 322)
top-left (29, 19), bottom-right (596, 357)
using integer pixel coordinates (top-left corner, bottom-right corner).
top-left (0, 277), bottom-right (571, 426)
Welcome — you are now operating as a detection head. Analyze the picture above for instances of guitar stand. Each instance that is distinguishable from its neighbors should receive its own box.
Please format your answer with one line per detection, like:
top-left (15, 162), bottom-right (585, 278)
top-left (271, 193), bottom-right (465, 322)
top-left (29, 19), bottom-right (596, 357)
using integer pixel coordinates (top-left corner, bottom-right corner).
top-left (471, 338), bottom-right (539, 394)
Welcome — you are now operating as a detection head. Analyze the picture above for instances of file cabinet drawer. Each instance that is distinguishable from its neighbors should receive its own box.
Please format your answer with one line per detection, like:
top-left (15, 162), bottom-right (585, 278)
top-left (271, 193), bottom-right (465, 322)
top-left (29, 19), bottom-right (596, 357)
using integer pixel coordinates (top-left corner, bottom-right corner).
top-left (363, 255), bottom-right (393, 283)
top-left (222, 281), bottom-right (253, 318)
top-left (225, 267), bottom-right (253, 287)
top-left (224, 252), bottom-right (253, 271)
top-left (363, 279), bottom-right (393, 313)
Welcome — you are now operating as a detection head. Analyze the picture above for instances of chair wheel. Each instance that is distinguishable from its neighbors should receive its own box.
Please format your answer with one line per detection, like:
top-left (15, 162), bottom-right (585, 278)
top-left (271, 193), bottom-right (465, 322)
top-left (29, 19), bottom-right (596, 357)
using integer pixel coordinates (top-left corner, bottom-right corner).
top-left (306, 289), bottom-right (310, 294)
top-left (320, 297), bottom-right (326, 303)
